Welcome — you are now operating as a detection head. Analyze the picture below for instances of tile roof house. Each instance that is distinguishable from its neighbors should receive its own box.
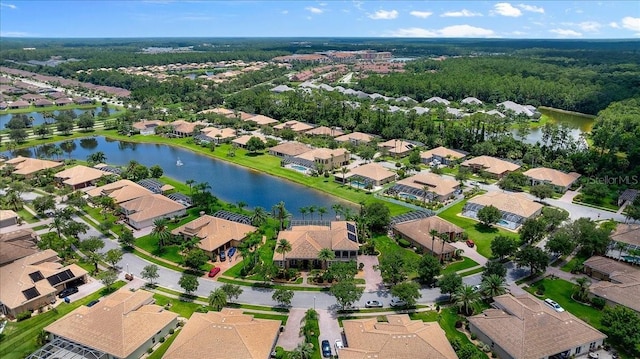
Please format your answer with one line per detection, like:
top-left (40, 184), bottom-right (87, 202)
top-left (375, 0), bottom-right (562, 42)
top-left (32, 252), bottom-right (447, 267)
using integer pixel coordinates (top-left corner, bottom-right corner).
top-left (497, 101), bottom-right (541, 119)
top-left (232, 134), bottom-right (267, 149)
top-left (3, 156), bottom-right (63, 178)
top-left (132, 119), bottom-right (167, 135)
top-left (119, 194), bottom-right (186, 230)
top-left (464, 191), bottom-right (543, 227)
top-left (245, 114), bottom-right (278, 126)
top-left (583, 256), bottom-right (640, 282)
top-left (610, 223), bottom-right (640, 248)
top-left (54, 97), bottom-right (73, 106)
top-left (292, 148), bottom-right (350, 170)
top-left (421, 146), bottom-right (468, 165)
top-left (54, 165), bottom-right (110, 190)
top-left (169, 120), bottom-right (207, 138)
top-left (523, 167), bottom-right (581, 193)
top-left (394, 172), bottom-right (460, 202)
top-left (172, 215), bottom-right (256, 258)
top-left (425, 97), bottom-right (450, 106)
top-left (460, 156), bottom-right (521, 178)
top-left (86, 179), bottom-right (153, 204)
top-left (378, 139), bottom-right (417, 158)
top-left (340, 314), bottom-right (458, 359)
top-left (8, 100), bottom-right (30, 109)
top-left (163, 308), bottom-right (281, 359)
top-left (0, 249), bottom-right (88, 318)
top-left (274, 221), bottom-right (359, 269)
top-left (199, 127), bottom-right (236, 144)
top-left (0, 209), bottom-right (19, 228)
top-left (469, 294), bottom-right (606, 359)
top-left (34, 98), bottom-right (54, 107)
top-left (461, 97), bottom-right (483, 105)
top-left (393, 217), bottom-right (462, 261)
top-left (335, 132), bottom-right (375, 146)
top-left (274, 120), bottom-right (315, 133)
top-left (304, 126), bottom-right (345, 137)
top-left (44, 289), bottom-right (178, 359)
top-left (0, 228), bottom-right (38, 266)
top-left (198, 107), bottom-right (236, 117)
top-left (335, 163), bottom-right (396, 187)
top-left (586, 259), bottom-right (640, 313)
top-left (269, 141), bottom-right (312, 158)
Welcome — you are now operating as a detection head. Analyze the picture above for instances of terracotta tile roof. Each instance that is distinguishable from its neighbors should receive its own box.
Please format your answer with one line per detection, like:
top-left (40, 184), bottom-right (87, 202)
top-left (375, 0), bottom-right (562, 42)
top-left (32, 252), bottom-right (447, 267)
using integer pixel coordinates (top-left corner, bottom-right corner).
top-left (523, 167), bottom-right (581, 188)
top-left (170, 120), bottom-right (207, 134)
top-left (420, 146), bottom-right (467, 161)
top-left (273, 221), bottom-right (358, 261)
top-left (54, 165), bottom-right (109, 187)
top-left (4, 156), bottom-right (63, 176)
top-left (131, 119), bottom-right (167, 131)
top-left (340, 163), bottom-right (395, 182)
top-left (245, 114), bottom-right (278, 126)
top-left (0, 250), bottom-right (87, 312)
top-left (269, 141), bottom-right (312, 157)
top-left (378, 139), bottom-right (416, 154)
top-left (164, 309), bottom-right (280, 359)
top-left (86, 179), bottom-right (152, 204)
top-left (0, 209), bottom-right (18, 221)
top-left (45, 289), bottom-right (177, 358)
top-left (590, 280), bottom-right (640, 312)
top-left (0, 228), bottom-right (38, 266)
top-left (201, 127), bottom-right (236, 140)
top-left (393, 217), bottom-right (461, 254)
top-left (610, 223), bottom-right (640, 247)
top-left (469, 294), bottom-right (606, 359)
top-left (583, 256), bottom-right (640, 280)
top-left (172, 215), bottom-right (256, 252)
top-left (468, 191), bottom-right (542, 218)
top-left (232, 134), bottom-right (266, 147)
top-left (335, 132), bottom-right (374, 144)
top-left (119, 194), bottom-right (185, 224)
top-left (340, 314), bottom-right (458, 359)
top-left (305, 126), bottom-right (344, 137)
top-left (274, 120), bottom-right (315, 133)
top-left (396, 172), bottom-right (460, 197)
top-left (461, 156), bottom-right (521, 176)
top-left (198, 107), bottom-right (235, 116)
top-left (295, 148), bottom-right (348, 162)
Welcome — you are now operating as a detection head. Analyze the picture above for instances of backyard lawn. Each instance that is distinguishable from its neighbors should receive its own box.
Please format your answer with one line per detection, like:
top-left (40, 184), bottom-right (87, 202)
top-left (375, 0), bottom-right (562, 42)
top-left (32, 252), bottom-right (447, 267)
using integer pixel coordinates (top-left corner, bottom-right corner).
top-left (17, 207), bottom-right (40, 224)
top-left (442, 257), bottom-right (479, 275)
top-left (371, 234), bottom-right (421, 273)
top-left (438, 200), bottom-right (518, 258)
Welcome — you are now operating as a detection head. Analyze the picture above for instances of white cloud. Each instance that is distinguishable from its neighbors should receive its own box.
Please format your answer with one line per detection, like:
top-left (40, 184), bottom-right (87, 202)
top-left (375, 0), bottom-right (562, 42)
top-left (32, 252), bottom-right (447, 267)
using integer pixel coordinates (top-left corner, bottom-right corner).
top-left (368, 9), bottom-right (398, 20)
top-left (409, 10), bottom-right (432, 19)
top-left (576, 21), bottom-right (602, 32)
top-left (441, 9), bottom-right (482, 17)
top-left (517, 4), bottom-right (544, 14)
top-left (493, 3), bottom-right (522, 17)
top-left (0, 2), bottom-right (17, 9)
top-left (549, 28), bottom-right (582, 37)
top-left (319, 2), bottom-right (327, 6)
top-left (609, 22), bottom-right (620, 29)
top-left (621, 17), bottom-right (640, 32)
top-left (388, 24), bottom-right (495, 37)
top-left (305, 6), bottom-right (323, 14)
top-left (511, 31), bottom-right (526, 35)
top-left (0, 31), bottom-right (29, 37)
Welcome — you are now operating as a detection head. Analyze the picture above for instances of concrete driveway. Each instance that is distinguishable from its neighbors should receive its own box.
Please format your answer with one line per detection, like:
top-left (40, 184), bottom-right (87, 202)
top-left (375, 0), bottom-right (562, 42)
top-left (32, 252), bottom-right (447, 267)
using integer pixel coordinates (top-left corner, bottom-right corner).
top-left (277, 308), bottom-right (305, 350)
top-left (317, 309), bottom-right (342, 357)
top-left (359, 255), bottom-right (383, 292)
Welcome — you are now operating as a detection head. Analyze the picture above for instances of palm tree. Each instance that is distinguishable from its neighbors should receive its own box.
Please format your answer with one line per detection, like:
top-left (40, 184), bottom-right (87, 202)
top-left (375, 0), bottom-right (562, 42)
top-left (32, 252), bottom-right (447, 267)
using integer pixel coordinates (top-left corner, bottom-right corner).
top-left (237, 201), bottom-right (247, 211)
top-left (317, 248), bottom-right (336, 269)
top-left (208, 288), bottom-right (227, 311)
top-left (152, 218), bottom-right (171, 248)
top-left (290, 342), bottom-right (314, 359)
top-left (439, 233), bottom-right (449, 263)
top-left (185, 179), bottom-right (195, 195)
top-left (453, 285), bottom-right (480, 316)
top-left (250, 206), bottom-right (268, 226)
top-left (318, 206), bottom-right (327, 221)
top-left (87, 151), bottom-right (106, 165)
top-left (194, 181), bottom-right (212, 194)
top-left (615, 241), bottom-right (629, 261)
top-left (276, 239), bottom-right (292, 269)
top-left (308, 205), bottom-right (317, 221)
top-left (340, 166), bottom-right (350, 185)
top-left (574, 277), bottom-right (591, 302)
top-left (5, 190), bottom-right (24, 211)
top-left (272, 201), bottom-right (288, 231)
top-left (332, 203), bottom-right (343, 220)
top-left (480, 274), bottom-right (507, 298)
top-left (299, 206), bottom-right (309, 221)
top-left (429, 229), bottom-right (438, 257)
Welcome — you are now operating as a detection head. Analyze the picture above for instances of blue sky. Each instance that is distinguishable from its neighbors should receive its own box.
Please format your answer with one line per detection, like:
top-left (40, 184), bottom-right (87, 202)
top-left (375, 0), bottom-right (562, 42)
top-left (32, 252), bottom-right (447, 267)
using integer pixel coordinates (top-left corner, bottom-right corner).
top-left (1, 1), bottom-right (639, 38)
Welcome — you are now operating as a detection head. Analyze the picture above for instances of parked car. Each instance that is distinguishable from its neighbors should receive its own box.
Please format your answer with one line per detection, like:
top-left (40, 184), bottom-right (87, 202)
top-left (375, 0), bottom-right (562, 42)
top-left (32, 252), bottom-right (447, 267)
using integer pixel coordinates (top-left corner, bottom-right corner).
top-left (390, 298), bottom-right (407, 307)
top-left (365, 300), bottom-right (383, 308)
top-left (335, 339), bottom-right (344, 351)
top-left (473, 284), bottom-right (482, 292)
top-left (544, 298), bottom-right (565, 312)
top-left (58, 287), bottom-right (78, 298)
top-left (321, 340), bottom-right (332, 358)
top-left (86, 299), bottom-right (99, 307)
top-left (219, 251), bottom-right (226, 262)
top-left (466, 240), bottom-right (475, 248)
top-left (208, 267), bottom-right (221, 277)
top-left (228, 247), bottom-right (236, 258)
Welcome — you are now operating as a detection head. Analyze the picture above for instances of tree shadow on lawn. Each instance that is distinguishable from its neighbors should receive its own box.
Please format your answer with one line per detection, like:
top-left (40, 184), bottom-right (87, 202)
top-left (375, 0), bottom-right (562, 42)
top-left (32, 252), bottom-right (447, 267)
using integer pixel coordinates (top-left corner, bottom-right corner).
top-left (244, 152), bottom-right (265, 157)
top-left (474, 223), bottom-right (498, 234)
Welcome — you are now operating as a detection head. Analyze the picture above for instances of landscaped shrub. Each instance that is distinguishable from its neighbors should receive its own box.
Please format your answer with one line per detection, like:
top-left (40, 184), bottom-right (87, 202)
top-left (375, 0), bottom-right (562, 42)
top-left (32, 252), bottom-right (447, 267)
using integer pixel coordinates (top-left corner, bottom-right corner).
top-left (147, 347), bottom-right (153, 354)
top-left (16, 310), bottom-right (33, 321)
top-left (455, 320), bottom-right (463, 328)
top-left (159, 337), bottom-right (165, 343)
top-left (169, 328), bottom-right (174, 334)
top-left (470, 333), bottom-right (477, 340)
top-left (535, 283), bottom-right (545, 295)
top-left (591, 297), bottom-right (606, 310)
top-left (398, 238), bottom-right (411, 248)
top-left (415, 246), bottom-right (424, 255)
top-left (358, 262), bottom-right (365, 271)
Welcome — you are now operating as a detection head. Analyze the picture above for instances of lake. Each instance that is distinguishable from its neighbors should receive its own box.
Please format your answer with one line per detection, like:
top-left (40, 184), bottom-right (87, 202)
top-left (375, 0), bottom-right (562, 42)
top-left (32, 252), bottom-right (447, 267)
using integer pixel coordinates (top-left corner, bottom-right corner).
top-left (515, 107), bottom-right (595, 145)
top-left (8, 137), bottom-right (352, 217)
top-left (0, 107), bottom-right (114, 128)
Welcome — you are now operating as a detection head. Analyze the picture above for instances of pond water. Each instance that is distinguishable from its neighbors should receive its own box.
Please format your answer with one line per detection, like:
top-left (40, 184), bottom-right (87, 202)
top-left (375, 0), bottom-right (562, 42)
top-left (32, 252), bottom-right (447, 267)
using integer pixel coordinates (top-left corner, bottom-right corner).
top-left (515, 108), bottom-right (595, 145)
top-left (8, 137), bottom-right (352, 217)
top-left (0, 107), bottom-right (115, 128)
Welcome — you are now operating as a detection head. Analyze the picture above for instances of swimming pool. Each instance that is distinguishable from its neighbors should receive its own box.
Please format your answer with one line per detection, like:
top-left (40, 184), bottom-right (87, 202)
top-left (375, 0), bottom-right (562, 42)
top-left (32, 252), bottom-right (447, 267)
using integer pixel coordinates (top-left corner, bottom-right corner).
top-left (351, 181), bottom-right (366, 188)
top-left (498, 219), bottom-right (509, 226)
top-left (622, 255), bottom-right (640, 264)
top-left (399, 193), bottom-right (418, 200)
top-left (290, 165), bottom-right (309, 172)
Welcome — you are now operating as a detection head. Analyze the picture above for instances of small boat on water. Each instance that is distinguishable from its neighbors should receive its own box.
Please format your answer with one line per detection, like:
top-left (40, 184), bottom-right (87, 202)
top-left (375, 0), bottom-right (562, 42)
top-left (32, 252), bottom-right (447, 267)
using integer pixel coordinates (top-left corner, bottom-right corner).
top-left (176, 158), bottom-right (183, 166)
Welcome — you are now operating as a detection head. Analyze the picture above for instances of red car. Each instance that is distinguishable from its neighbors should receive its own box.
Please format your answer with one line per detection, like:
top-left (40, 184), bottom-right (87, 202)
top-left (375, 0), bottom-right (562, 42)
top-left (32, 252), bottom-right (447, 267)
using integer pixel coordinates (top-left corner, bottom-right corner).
top-left (466, 240), bottom-right (475, 248)
top-left (208, 267), bottom-right (221, 277)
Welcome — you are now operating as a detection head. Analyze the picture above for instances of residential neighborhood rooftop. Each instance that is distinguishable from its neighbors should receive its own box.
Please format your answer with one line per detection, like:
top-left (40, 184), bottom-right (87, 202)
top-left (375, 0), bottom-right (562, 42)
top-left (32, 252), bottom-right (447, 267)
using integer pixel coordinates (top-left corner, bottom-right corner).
top-left (460, 156), bottom-right (521, 176)
top-left (86, 179), bottom-right (153, 204)
top-left (54, 165), bottom-right (109, 187)
top-left (269, 141), bottom-right (312, 157)
top-left (3, 156), bottom-right (63, 176)
top-left (339, 162), bottom-right (395, 182)
top-left (610, 223), bottom-right (640, 247)
top-left (304, 126), bottom-right (344, 137)
top-left (420, 146), bottom-right (467, 161)
top-left (467, 191), bottom-right (543, 219)
top-left (274, 221), bottom-right (359, 261)
top-left (523, 167), bottom-right (581, 188)
top-left (393, 217), bottom-right (461, 255)
top-left (171, 215), bottom-right (256, 252)
top-left (396, 172), bottom-right (459, 198)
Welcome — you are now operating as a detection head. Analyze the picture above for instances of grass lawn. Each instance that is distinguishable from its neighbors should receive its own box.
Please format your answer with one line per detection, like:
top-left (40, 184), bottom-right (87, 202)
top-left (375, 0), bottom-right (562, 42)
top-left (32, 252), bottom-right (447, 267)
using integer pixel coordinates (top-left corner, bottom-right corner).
top-left (147, 330), bottom-right (179, 359)
top-left (371, 234), bottom-right (421, 277)
top-left (137, 235), bottom-right (184, 263)
top-left (0, 281), bottom-right (126, 359)
top-left (442, 257), bottom-right (479, 275)
top-left (217, 277), bottom-right (329, 292)
top-left (560, 256), bottom-right (587, 273)
top-left (32, 224), bottom-right (48, 231)
top-left (152, 294), bottom-right (205, 319)
top-left (459, 266), bottom-right (485, 277)
top-left (17, 207), bottom-right (39, 224)
top-left (438, 200), bottom-right (518, 259)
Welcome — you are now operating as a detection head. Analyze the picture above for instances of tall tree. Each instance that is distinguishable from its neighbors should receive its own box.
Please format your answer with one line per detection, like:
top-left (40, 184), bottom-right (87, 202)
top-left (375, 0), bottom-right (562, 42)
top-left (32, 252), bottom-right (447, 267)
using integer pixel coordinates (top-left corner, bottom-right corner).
top-left (330, 280), bottom-right (363, 309)
top-left (417, 254), bottom-right (441, 284)
top-left (275, 239), bottom-right (292, 268)
top-left (250, 206), bottom-right (268, 226)
top-left (152, 218), bottom-right (171, 248)
top-left (272, 288), bottom-right (294, 307)
top-left (375, 251), bottom-right (412, 286)
top-left (179, 273), bottom-right (199, 295)
top-left (208, 288), bottom-right (228, 311)
top-left (438, 272), bottom-right (463, 299)
top-left (272, 201), bottom-right (288, 231)
top-left (391, 281), bottom-right (422, 307)
top-left (141, 264), bottom-right (160, 285)
top-left (477, 205), bottom-right (501, 227)
top-left (453, 284), bottom-right (480, 315)
top-left (220, 283), bottom-right (243, 302)
top-left (317, 248), bottom-right (336, 269)
top-left (515, 245), bottom-right (549, 275)
top-left (490, 235), bottom-right (518, 260)
top-left (480, 274), bottom-right (507, 298)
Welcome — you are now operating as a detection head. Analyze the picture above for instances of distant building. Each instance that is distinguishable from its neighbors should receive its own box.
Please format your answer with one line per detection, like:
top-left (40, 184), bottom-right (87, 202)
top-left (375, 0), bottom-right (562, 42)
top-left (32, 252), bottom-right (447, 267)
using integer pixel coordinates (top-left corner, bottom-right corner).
top-left (460, 155), bottom-right (521, 178)
top-left (420, 146), bottom-right (468, 165)
top-left (132, 120), bottom-right (167, 135)
top-left (392, 172), bottom-right (460, 202)
top-left (497, 101), bottom-right (541, 119)
top-left (274, 120), bottom-right (314, 133)
top-left (198, 127), bottom-right (236, 144)
top-left (305, 126), bottom-right (344, 137)
top-left (335, 132), bottom-right (375, 146)
top-left (232, 134), bottom-right (267, 149)
top-left (172, 215), bottom-right (256, 259)
top-left (334, 163), bottom-right (396, 187)
top-left (169, 120), bottom-right (207, 138)
top-left (461, 97), bottom-right (483, 105)
top-left (610, 223), bottom-right (640, 252)
top-left (377, 139), bottom-right (416, 158)
top-left (393, 217), bottom-right (462, 261)
top-left (3, 156), bottom-right (63, 178)
top-left (523, 167), bottom-right (581, 193)
top-left (425, 97), bottom-right (450, 106)
top-left (292, 148), bottom-right (350, 170)
top-left (463, 191), bottom-right (543, 228)
top-left (119, 194), bottom-right (186, 230)
top-left (244, 114), bottom-right (278, 126)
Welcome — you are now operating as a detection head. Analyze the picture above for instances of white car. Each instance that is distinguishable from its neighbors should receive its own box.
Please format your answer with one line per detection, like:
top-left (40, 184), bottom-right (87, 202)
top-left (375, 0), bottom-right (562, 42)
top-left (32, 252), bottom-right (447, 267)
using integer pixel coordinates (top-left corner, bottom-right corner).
top-left (335, 339), bottom-right (344, 351)
top-left (544, 298), bottom-right (565, 312)
top-left (389, 298), bottom-right (407, 307)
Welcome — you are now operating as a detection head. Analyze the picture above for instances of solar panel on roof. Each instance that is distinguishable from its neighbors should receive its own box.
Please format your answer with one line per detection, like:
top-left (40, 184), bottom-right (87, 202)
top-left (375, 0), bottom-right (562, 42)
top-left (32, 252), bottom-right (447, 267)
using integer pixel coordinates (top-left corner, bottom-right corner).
top-left (22, 287), bottom-right (40, 300)
top-left (346, 223), bottom-right (356, 233)
top-left (47, 269), bottom-right (74, 286)
top-left (347, 233), bottom-right (357, 242)
top-left (29, 271), bottom-right (44, 282)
